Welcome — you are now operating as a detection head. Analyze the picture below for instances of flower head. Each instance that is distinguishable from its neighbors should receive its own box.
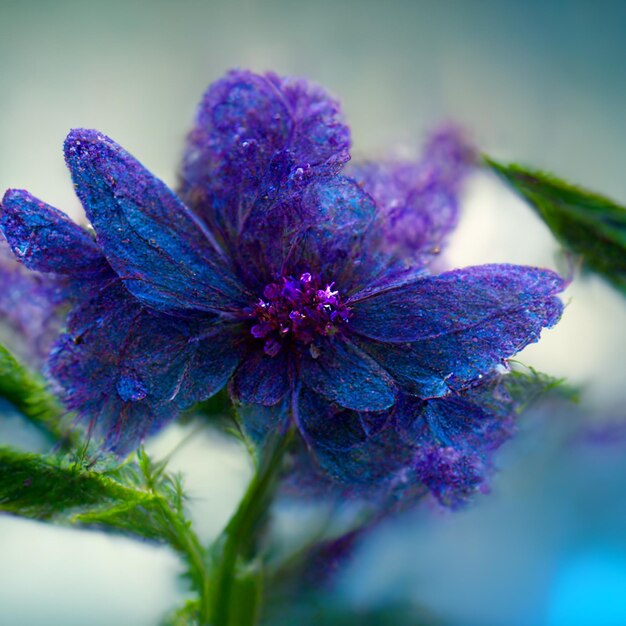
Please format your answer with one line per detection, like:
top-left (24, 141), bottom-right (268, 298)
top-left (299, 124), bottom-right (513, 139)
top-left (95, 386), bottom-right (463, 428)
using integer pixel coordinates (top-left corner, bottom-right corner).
top-left (0, 69), bottom-right (564, 497)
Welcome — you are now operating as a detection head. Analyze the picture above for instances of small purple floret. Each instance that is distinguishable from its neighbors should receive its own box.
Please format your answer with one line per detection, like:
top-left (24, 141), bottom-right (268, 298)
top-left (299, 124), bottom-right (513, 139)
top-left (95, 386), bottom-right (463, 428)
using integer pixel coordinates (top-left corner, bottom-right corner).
top-left (250, 272), bottom-right (351, 357)
top-left (414, 444), bottom-right (487, 507)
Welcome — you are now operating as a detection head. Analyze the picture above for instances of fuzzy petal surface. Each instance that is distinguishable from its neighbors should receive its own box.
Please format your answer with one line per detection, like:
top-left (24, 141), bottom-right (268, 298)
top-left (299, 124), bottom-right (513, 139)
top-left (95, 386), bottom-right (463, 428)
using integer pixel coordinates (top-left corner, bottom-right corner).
top-left (1, 189), bottom-right (107, 276)
top-left (0, 236), bottom-right (65, 366)
top-left (120, 316), bottom-right (242, 410)
top-left (299, 339), bottom-right (396, 411)
top-left (180, 69), bottom-right (350, 243)
top-left (231, 349), bottom-right (290, 406)
top-left (348, 265), bottom-right (566, 342)
top-left (395, 380), bottom-right (517, 506)
top-left (49, 281), bottom-right (236, 453)
top-left (350, 126), bottom-right (473, 268)
top-left (64, 129), bottom-right (247, 314)
top-left (358, 275), bottom-right (563, 398)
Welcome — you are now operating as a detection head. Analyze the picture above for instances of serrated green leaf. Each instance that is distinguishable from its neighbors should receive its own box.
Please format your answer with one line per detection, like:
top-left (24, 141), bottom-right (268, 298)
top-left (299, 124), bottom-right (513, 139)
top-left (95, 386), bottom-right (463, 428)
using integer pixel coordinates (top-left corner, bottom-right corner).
top-left (0, 343), bottom-right (74, 445)
top-left (504, 363), bottom-right (580, 410)
top-left (0, 446), bottom-right (150, 521)
top-left (1, 446), bottom-right (213, 622)
top-left (485, 157), bottom-right (626, 295)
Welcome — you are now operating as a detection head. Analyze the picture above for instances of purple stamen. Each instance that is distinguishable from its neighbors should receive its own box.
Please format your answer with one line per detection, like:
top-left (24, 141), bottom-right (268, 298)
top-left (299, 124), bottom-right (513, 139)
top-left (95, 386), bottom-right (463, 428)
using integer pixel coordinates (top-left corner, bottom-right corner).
top-left (250, 272), bottom-right (351, 357)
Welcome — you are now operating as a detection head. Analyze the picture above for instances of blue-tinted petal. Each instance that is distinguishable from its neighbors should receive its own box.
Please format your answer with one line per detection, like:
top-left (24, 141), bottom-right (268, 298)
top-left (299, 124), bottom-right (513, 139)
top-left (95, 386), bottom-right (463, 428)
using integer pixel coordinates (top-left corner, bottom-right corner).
top-left (64, 129), bottom-right (247, 314)
top-left (231, 349), bottom-right (290, 406)
top-left (392, 383), bottom-right (516, 506)
top-left (120, 316), bottom-right (242, 410)
top-left (180, 70), bottom-right (350, 242)
top-left (296, 386), bottom-right (369, 451)
top-left (353, 339), bottom-right (451, 397)
top-left (49, 280), bottom-right (161, 453)
top-left (350, 264), bottom-right (564, 342)
top-left (49, 280), bottom-right (233, 453)
top-left (297, 176), bottom-right (377, 284)
top-left (394, 384), bottom-right (514, 449)
top-left (300, 339), bottom-right (396, 411)
top-left (290, 407), bottom-right (420, 499)
top-left (357, 288), bottom-right (562, 397)
top-left (1, 189), bottom-right (107, 275)
top-left (236, 397), bottom-right (291, 446)
top-left (238, 174), bottom-right (377, 285)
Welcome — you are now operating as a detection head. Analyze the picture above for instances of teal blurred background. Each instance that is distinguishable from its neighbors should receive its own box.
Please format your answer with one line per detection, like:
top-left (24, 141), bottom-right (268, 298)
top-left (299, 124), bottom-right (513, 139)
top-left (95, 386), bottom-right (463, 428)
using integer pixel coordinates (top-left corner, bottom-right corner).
top-left (1, 1), bottom-right (625, 624)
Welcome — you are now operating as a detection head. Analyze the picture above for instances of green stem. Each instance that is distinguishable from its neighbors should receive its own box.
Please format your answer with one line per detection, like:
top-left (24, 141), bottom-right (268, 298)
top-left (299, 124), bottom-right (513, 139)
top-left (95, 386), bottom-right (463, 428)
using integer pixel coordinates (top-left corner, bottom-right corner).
top-left (209, 427), bottom-right (295, 626)
top-left (158, 499), bottom-right (212, 623)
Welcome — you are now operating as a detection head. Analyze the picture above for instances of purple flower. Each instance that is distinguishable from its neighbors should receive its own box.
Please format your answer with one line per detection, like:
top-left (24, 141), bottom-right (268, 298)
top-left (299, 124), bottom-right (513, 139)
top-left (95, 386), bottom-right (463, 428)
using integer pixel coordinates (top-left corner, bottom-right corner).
top-left (349, 125), bottom-right (474, 268)
top-left (0, 234), bottom-right (67, 367)
top-left (0, 69), bottom-right (564, 464)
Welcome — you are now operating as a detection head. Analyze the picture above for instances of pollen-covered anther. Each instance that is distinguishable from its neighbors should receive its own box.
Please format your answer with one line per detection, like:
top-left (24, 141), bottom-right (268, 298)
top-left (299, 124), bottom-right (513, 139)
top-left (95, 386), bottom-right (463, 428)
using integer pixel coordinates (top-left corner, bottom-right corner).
top-left (250, 272), bottom-right (351, 356)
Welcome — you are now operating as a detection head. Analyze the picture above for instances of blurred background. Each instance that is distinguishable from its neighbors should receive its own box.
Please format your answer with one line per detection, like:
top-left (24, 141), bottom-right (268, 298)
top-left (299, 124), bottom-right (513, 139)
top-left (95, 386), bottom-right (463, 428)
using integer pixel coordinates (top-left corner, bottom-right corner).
top-left (1, 1), bottom-right (625, 624)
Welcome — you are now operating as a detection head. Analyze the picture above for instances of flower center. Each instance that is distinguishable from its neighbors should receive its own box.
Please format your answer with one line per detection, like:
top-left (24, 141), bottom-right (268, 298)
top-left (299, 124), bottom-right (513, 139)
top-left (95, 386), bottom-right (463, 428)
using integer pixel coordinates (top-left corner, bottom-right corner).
top-left (250, 272), bottom-right (351, 357)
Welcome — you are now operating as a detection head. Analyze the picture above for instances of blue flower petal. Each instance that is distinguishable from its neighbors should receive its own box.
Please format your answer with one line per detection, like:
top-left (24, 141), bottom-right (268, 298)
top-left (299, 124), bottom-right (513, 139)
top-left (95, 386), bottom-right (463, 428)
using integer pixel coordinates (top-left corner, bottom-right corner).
top-left (350, 264), bottom-right (564, 343)
top-left (357, 281), bottom-right (563, 397)
top-left (290, 395), bottom-right (417, 496)
top-left (393, 385), bottom-right (516, 506)
top-left (64, 129), bottom-right (248, 314)
top-left (237, 174), bottom-right (378, 285)
top-left (300, 339), bottom-right (396, 411)
top-left (1, 189), bottom-right (107, 275)
top-left (296, 386), bottom-right (369, 451)
top-left (49, 279), bottom-right (241, 452)
top-left (297, 176), bottom-right (377, 283)
top-left (120, 316), bottom-right (242, 410)
top-left (49, 280), bottom-right (169, 453)
top-left (231, 349), bottom-right (290, 406)
top-left (236, 398), bottom-right (291, 446)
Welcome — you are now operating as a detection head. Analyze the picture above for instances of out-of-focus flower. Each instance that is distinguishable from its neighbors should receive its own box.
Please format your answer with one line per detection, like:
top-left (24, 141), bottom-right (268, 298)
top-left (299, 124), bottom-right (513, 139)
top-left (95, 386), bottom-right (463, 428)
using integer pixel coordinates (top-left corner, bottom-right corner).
top-left (0, 234), bottom-right (66, 367)
top-left (0, 70), bottom-right (564, 495)
top-left (349, 125), bottom-right (474, 268)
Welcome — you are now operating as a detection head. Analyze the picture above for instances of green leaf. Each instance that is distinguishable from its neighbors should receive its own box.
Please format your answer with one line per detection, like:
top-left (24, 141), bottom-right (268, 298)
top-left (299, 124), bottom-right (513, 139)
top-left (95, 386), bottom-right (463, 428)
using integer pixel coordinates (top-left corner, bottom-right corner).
top-left (160, 601), bottom-right (202, 626)
top-left (0, 446), bottom-right (151, 521)
top-left (504, 363), bottom-right (580, 410)
top-left (485, 157), bottom-right (626, 294)
top-left (1, 446), bottom-right (213, 622)
top-left (0, 343), bottom-right (74, 445)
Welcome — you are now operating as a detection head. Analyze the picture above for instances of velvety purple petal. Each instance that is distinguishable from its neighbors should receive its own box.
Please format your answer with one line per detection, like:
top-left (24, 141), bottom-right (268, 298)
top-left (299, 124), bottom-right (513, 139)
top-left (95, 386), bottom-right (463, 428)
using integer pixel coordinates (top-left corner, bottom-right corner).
top-left (1, 189), bottom-right (107, 276)
top-left (297, 176), bottom-right (377, 282)
top-left (231, 349), bottom-right (290, 406)
top-left (413, 444), bottom-right (488, 507)
top-left (64, 129), bottom-right (247, 314)
top-left (350, 264), bottom-right (564, 342)
top-left (353, 339), bottom-right (451, 398)
top-left (50, 275), bottom-right (243, 452)
top-left (299, 339), bottom-right (396, 411)
top-left (236, 398), bottom-right (291, 446)
top-left (238, 174), bottom-right (377, 284)
top-left (356, 291), bottom-right (562, 397)
top-left (120, 316), bottom-right (242, 410)
top-left (296, 386), bottom-right (369, 451)
top-left (349, 126), bottom-right (474, 267)
top-left (49, 281), bottom-right (151, 452)
top-left (0, 236), bottom-right (65, 366)
top-left (392, 382), bottom-right (517, 506)
top-left (180, 70), bottom-right (350, 242)
top-left (289, 403), bottom-right (421, 500)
